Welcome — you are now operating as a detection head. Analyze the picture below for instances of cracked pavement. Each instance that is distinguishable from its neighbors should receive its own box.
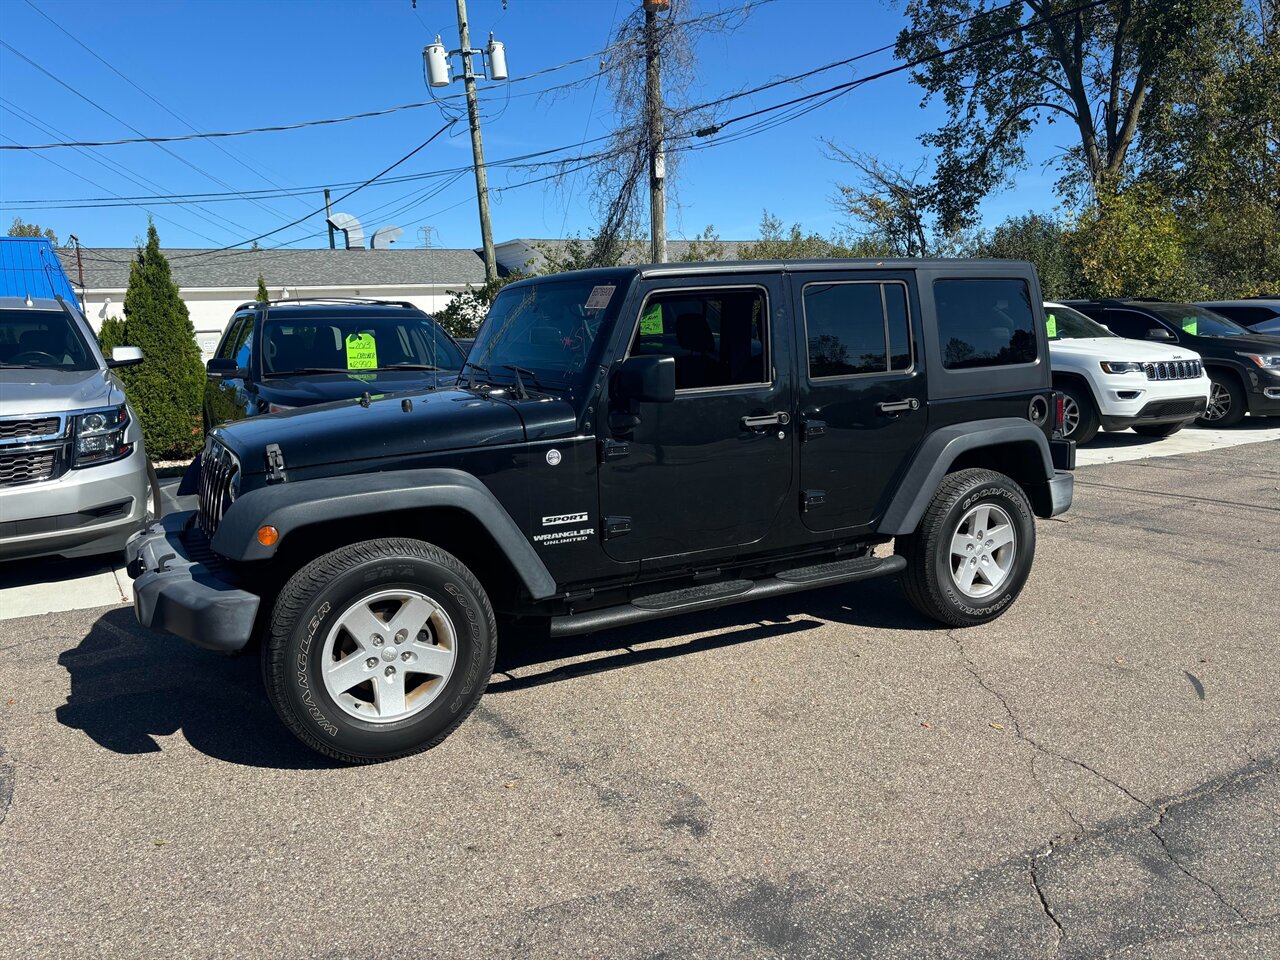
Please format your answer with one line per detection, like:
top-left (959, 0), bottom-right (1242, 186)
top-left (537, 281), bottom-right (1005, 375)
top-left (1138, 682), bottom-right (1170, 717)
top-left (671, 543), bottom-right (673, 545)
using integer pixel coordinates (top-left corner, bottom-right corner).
top-left (1, 442), bottom-right (1277, 958)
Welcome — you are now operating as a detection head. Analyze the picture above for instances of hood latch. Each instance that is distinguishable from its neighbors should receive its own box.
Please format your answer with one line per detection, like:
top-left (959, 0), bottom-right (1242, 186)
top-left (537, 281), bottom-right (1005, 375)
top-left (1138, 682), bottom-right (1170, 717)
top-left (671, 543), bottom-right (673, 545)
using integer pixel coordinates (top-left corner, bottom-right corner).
top-left (265, 443), bottom-right (288, 484)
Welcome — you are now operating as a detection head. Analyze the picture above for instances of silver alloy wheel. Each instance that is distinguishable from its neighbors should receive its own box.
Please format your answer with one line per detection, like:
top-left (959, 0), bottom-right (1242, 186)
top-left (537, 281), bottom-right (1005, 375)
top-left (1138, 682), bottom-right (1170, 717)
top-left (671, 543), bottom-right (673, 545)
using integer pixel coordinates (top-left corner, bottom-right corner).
top-left (1203, 381), bottom-right (1231, 421)
top-left (321, 588), bottom-right (457, 723)
top-left (948, 503), bottom-right (1017, 600)
top-left (1060, 395), bottom-right (1081, 437)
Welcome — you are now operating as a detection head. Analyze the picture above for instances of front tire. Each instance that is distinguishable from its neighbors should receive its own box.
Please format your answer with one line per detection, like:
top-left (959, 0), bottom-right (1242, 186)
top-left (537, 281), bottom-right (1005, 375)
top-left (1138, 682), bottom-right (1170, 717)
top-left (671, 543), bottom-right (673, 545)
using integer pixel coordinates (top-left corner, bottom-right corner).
top-left (1197, 371), bottom-right (1246, 427)
top-left (1058, 382), bottom-right (1100, 444)
top-left (263, 538), bottom-right (496, 763)
top-left (1132, 422), bottom-right (1185, 438)
top-left (899, 469), bottom-right (1036, 627)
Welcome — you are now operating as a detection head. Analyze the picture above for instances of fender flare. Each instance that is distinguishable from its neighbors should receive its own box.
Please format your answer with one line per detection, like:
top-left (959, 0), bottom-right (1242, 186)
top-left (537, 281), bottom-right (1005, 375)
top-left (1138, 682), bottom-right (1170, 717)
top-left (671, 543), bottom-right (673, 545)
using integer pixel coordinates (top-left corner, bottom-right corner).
top-left (876, 418), bottom-right (1055, 536)
top-left (210, 468), bottom-right (557, 599)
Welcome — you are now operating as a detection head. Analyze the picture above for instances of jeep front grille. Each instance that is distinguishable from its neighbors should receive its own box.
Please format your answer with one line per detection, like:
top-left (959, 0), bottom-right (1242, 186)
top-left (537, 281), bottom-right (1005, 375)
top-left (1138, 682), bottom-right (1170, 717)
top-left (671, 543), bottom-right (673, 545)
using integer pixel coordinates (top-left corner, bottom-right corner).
top-left (198, 441), bottom-right (238, 538)
top-left (1143, 360), bottom-right (1202, 381)
top-left (0, 449), bottom-right (59, 486)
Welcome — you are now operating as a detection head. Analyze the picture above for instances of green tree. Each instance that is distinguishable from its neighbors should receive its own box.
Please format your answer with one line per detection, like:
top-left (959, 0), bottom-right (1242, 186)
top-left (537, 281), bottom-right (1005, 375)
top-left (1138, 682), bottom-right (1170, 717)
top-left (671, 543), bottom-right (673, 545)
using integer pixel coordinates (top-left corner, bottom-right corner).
top-left (7, 216), bottom-right (58, 244)
top-left (97, 314), bottom-right (127, 355)
top-left (120, 222), bottom-right (205, 459)
top-left (895, 0), bottom-right (1242, 231)
top-left (435, 274), bottom-right (526, 339)
top-left (973, 213), bottom-right (1083, 298)
top-left (676, 225), bottom-right (728, 262)
top-left (256, 273), bottom-right (270, 302)
top-left (1065, 183), bottom-right (1193, 299)
top-left (736, 211), bottom-right (854, 261)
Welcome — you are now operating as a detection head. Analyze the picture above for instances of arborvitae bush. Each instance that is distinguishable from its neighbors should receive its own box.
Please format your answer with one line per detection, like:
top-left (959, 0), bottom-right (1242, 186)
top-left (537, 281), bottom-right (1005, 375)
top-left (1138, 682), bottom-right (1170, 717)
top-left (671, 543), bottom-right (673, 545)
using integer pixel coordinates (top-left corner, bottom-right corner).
top-left (120, 222), bottom-right (205, 459)
top-left (256, 273), bottom-right (270, 302)
top-left (96, 314), bottom-right (126, 355)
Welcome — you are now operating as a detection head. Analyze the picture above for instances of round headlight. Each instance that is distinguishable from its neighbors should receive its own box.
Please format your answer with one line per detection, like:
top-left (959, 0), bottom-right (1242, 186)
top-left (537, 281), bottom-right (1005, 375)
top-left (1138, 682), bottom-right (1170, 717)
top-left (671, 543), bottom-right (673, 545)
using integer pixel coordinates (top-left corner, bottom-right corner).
top-left (81, 412), bottom-right (110, 432)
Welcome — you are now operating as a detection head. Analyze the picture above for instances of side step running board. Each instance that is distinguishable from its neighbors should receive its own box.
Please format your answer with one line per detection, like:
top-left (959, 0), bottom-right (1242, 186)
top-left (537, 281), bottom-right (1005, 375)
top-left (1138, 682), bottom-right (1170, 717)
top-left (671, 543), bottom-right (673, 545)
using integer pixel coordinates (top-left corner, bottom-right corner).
top-left (549, 554), bottom-right (906, 638)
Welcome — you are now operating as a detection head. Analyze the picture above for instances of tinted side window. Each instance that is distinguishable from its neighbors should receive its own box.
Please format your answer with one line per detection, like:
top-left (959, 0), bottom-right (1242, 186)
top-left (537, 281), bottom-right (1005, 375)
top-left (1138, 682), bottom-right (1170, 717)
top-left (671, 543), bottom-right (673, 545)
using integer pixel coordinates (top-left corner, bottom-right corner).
top-left (215, 318), bottom-right (245, 360)
top-left (1103, 310), bottom-right (1157, 339)
top-left (1214, 306), bottom-right (1275, 326)
top-left (934, 279), bottom-right (1037, 370)
top-left (630, 287), bottom-right (768, 390)
top-left (802, 281), bottom-right (913, 378)
top-left (232, 316), bottom-right (255, 369)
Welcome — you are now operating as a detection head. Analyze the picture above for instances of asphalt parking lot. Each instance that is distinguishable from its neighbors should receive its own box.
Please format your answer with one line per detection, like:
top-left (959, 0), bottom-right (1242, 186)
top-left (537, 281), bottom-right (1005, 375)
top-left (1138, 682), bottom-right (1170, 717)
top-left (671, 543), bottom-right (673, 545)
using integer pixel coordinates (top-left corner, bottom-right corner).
top-left (1, 439), bottom-right (1277, 958)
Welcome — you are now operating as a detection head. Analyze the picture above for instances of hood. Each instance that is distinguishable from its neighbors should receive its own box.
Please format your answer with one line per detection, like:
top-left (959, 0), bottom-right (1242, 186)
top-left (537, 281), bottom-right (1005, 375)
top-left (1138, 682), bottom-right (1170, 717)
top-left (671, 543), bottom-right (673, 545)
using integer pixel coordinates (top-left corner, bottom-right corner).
top-left (1201, 333), bottom-right (1280, 355)
top-left (0, 367), bottom-right (118, 417)
top-left (1050, 337), bottom-right (1203, 363)
top-left (216, 386), bottom-right (577, 475)
top-left (255, 369), bottom-right (458, 407)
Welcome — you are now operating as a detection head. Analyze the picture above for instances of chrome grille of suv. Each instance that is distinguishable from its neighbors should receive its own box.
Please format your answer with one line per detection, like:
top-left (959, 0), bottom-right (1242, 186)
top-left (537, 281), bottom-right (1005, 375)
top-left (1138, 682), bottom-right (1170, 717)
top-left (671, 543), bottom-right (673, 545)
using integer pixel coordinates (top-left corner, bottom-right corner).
top-left (0, 416), bottom-right (62, 441)
top-left (0, 450), bottom-right (58, 486)
top-left (1143, 360), bottom-right (1202, 381)
top-left (198, 441), bottom-right (238, 537)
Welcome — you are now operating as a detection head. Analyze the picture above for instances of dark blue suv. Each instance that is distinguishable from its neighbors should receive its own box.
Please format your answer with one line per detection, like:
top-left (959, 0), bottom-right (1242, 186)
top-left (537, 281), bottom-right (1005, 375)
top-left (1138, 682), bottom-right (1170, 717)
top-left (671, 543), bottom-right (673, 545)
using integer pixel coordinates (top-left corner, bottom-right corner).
top-left (203, 298), bottom-right (465, 431)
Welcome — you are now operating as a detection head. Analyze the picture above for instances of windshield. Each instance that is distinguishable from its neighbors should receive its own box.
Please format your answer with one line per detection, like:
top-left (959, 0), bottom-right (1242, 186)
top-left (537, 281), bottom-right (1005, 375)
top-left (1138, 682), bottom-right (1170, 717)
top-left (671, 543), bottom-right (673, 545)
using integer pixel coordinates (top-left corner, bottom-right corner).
top-left (467, 276), bottom-right (627, 390)
top-left (1146, 304), bottom-right (1251, 338)
top-left (261, 311), bottom-right (464, 377)
top-left (1045, 303), bottom-right (1114, 340)
top-left (0, 308), bottom-right (97, 371)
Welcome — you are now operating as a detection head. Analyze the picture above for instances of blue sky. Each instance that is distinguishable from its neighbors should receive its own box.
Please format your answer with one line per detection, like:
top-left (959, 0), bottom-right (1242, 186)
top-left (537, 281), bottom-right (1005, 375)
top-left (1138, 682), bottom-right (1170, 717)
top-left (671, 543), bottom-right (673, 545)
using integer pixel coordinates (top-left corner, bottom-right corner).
top-left (0, 0), bottom-right (1066, 251)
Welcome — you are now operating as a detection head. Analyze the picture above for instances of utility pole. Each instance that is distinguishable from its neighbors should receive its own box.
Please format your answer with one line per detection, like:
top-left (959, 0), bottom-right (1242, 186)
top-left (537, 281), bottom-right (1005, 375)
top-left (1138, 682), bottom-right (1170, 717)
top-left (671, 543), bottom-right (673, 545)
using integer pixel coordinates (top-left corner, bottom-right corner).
top-left (456, 0), bottom-right (497, 282)
top-left (68, 233), bottom-right (86, 309)
top-left (424, 1), bottom-right (506, 283)
top-left (324, 189), bottom-right (335, 250)
top-left (644, 1), bottom-right (668, 263)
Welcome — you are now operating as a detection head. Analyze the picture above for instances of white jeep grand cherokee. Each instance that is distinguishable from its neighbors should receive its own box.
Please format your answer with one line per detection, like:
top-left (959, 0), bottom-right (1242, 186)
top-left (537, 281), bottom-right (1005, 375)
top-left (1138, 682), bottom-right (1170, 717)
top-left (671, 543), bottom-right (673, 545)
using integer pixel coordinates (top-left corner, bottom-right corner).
top-left (1046, 301), bottom-right (1210, 444)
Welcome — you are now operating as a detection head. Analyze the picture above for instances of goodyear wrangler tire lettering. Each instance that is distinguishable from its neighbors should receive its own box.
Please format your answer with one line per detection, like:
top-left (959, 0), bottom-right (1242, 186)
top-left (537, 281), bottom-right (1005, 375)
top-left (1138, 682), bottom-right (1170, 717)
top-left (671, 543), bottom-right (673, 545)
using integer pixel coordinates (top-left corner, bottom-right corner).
top-left (262, 538), bottom-right (496, 764)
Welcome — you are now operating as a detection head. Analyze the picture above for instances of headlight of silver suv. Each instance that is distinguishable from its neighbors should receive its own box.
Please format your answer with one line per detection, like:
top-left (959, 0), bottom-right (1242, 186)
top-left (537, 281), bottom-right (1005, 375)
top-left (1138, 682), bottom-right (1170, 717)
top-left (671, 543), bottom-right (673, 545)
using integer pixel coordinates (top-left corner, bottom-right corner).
top-left (73, 405), bottom-right (132, 467)
top-left (1099, 361), bottom-right (1145, 374)
top-left (1237, 352), bottom-right (1280, 370)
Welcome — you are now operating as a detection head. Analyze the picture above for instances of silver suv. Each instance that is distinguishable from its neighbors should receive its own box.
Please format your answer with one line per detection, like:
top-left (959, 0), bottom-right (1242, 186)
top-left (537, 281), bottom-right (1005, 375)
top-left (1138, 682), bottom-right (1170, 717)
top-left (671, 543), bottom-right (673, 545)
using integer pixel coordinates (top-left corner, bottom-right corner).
top-left (0, 295), bottom-right (151, 560)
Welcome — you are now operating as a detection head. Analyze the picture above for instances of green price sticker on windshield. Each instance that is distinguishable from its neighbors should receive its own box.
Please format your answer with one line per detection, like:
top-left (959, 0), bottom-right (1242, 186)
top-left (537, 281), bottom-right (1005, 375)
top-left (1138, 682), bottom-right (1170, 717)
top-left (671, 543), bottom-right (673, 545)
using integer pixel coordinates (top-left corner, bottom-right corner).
top-left (345, 332), bottom-right (378, 370)
top-left (1181, 317), bottom-right (1198, 335)
top-left (1045, 313), bottom-right (1057, 338)
top-left (639, 304), bottom-right (663, 337)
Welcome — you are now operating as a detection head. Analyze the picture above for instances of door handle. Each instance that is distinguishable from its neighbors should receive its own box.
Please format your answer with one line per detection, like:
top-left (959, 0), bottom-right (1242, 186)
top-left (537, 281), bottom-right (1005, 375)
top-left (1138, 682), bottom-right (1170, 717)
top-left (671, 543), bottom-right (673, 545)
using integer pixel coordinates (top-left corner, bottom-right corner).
top-left (741, 411), bottom-right (791, 430)
top-left (877, 399), bottom-right (919, 415)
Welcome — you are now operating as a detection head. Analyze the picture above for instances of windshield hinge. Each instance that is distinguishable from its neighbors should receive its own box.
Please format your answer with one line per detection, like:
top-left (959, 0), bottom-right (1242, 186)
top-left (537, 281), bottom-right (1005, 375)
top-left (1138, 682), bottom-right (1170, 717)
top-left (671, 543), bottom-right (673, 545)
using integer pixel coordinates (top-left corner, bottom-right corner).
top-left (265, 443), bottom-right (288, 484)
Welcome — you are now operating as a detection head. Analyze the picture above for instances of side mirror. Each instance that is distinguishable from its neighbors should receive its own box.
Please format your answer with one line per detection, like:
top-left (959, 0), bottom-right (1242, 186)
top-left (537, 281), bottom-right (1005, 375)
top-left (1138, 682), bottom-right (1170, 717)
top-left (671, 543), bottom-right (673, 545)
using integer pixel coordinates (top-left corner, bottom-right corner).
top-left (107, 345), bottom-right (143, 368)
top-left (1147, 327), bottom-right (1176, 341)
top-left (206, 357), bottom-right (246, 380)
top-left (614, 355), bottom-right (675, 403)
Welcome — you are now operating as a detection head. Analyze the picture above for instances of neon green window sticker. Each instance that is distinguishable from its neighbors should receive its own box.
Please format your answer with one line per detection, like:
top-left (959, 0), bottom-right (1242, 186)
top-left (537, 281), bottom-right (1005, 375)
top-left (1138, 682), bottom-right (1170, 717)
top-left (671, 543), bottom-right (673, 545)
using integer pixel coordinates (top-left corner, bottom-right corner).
top-left (639, 304), bottom-right (663, 337)
top-left (1181, 317), bottom-right (1198, 335)
top-left (1045, 313), bottom-right (1057, 338)
top-left (345, 332), bottom-right (378, 370)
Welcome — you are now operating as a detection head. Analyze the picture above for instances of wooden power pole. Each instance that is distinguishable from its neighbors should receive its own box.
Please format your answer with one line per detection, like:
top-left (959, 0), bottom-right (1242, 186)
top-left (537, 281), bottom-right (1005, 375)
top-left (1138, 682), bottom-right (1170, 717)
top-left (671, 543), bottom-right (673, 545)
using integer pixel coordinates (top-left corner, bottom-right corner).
top-left (456, 0), bottom-right (498, 282)
top-left (644, 0), bottom-right (668, 263)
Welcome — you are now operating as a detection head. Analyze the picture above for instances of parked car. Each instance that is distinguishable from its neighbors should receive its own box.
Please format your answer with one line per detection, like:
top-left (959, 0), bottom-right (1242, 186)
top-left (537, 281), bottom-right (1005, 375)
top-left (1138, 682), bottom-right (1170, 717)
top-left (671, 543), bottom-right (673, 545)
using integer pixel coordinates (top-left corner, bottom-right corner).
top-left (203, 298), bottom-right (466, 431)
top-left (0, 295), bottom-right (152, 560)
top-left (128, 258), bottom-right (1074, 763)
top-left (1066, 299), bottom-right (1280, 427)
top-left (1196, 298), bottom-right (1280, 336)
top-left (1044, 301), bottom-right (1208, 443)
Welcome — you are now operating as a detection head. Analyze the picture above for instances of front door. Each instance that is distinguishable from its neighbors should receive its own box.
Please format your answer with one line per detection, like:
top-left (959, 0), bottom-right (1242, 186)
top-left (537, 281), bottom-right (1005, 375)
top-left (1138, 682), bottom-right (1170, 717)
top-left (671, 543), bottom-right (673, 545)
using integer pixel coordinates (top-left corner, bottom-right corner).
top-left (597, 276), bottom-right (793, 565)
top-left (795, 272), bottom-right (927, 532)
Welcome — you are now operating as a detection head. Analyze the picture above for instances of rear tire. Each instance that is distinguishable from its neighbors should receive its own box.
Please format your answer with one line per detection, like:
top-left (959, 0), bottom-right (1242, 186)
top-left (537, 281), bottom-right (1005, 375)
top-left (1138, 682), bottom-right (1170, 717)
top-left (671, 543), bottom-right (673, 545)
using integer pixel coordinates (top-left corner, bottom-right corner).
top-left (1058, 382), bottom-right (1100, 444)
top-left (899, 469), bottom-right (1036, 627)
top-left (1132, 422), bottom-right (1185, 438)
top-left (262, 538), bottom-right (496, 764)
top-left (1197, 371), bottom-right (1246, 427)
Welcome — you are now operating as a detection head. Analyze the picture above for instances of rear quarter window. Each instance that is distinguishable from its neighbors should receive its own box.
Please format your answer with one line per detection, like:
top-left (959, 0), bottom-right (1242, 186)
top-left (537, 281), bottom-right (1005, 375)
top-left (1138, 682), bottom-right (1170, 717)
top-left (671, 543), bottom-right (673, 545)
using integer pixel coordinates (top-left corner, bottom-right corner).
top-left (934, 279), bottom-right (1037, 370)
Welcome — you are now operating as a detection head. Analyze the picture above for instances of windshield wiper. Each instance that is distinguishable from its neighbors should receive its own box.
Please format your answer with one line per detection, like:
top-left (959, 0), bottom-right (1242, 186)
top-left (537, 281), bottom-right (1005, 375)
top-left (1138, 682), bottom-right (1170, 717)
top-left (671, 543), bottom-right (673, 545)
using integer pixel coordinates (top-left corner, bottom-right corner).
top-left (265, 367), bottom-right (348, 377)
top-left (0, 364), bottom-right (42, 369)
top-left (461, 359), bottom-right (489, 389)
top-left (373, 364), bottom-right (440, 371)
top-left (501, 364), bottom-right (550, 399)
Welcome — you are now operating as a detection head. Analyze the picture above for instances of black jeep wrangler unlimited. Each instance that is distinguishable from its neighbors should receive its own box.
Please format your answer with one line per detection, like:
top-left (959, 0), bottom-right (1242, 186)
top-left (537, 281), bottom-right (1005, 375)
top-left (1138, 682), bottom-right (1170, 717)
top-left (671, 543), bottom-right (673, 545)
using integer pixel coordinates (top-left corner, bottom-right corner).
top-left (128, 260), bottom-right (1074, 763)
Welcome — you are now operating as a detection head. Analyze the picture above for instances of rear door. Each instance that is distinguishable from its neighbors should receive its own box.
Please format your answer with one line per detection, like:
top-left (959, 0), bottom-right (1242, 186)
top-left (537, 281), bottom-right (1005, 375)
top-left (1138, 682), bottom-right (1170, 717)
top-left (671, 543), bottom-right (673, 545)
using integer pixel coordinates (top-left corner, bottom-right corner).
top-left (795, 271), bottom-right (927, 532)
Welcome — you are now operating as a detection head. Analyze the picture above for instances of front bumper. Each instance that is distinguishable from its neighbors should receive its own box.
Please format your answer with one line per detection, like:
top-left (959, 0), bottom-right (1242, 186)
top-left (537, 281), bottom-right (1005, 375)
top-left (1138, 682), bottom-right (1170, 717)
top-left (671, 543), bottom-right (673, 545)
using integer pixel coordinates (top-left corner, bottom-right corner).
top-left (126, 511), bottom-right (259, 653)
top-left (1098, 396), bottom-right (1208, 431)
top-left (0, 444), bottom-right (149, 560)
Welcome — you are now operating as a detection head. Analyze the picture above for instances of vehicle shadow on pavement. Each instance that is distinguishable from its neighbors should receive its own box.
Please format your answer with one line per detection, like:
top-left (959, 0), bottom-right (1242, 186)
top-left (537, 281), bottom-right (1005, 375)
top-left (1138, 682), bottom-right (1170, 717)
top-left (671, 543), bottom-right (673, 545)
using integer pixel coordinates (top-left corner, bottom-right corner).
top-left (56, 608), bottom-right (335, 770)
top-left (490, 577), bottom-right (940, 694)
